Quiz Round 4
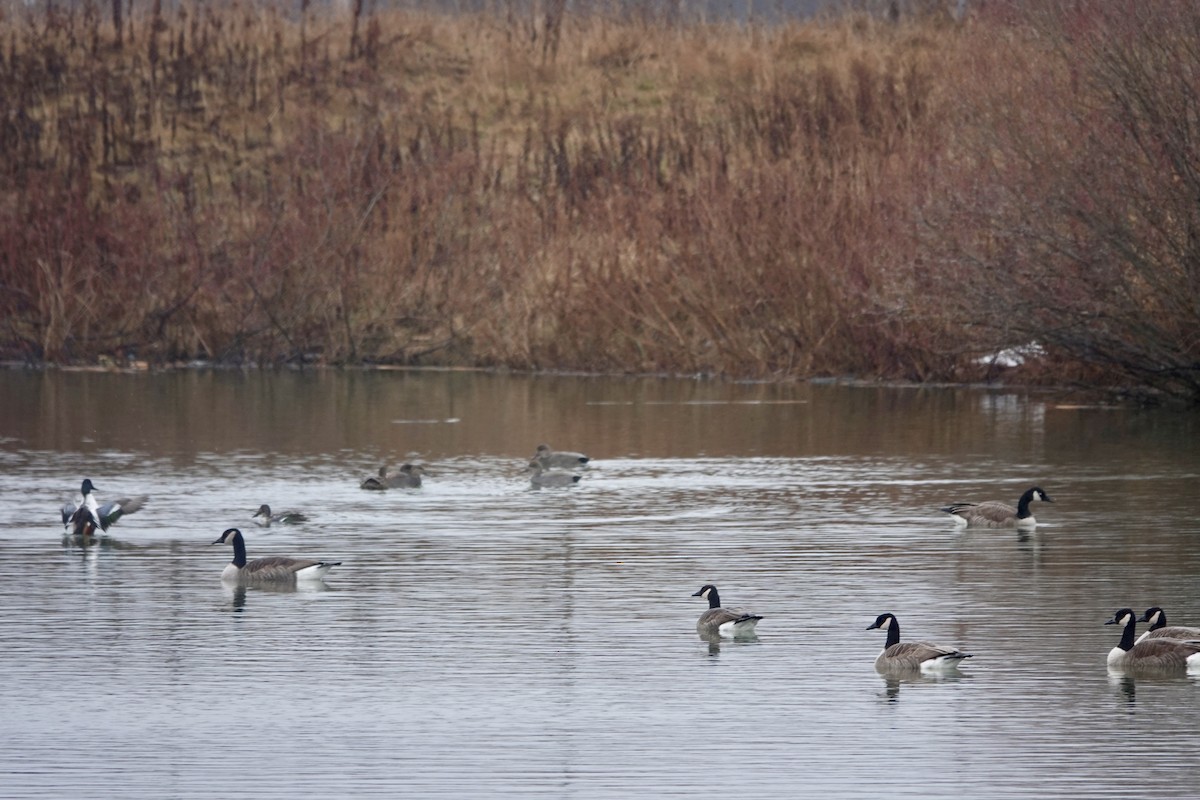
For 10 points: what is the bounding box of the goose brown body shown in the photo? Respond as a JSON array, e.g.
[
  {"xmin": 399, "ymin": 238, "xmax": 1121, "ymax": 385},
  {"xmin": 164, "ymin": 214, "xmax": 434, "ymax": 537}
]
[
  {"xmin": 1135, "ymin": 607, "xmax": 1200, "ymax": 644},
  {"xmin": 1107, "ymin": 608, "xmax": 1200, "ymax": 671},
  {"xmin": 212, "ymin": 528, "xmax": 340, "ymax": 584},
  {"xmin": 940, "ymin": 486, "xmax": 1053, "ymax": 529},
  {"xmin": 692, "ymin": 584, "xmax": 762, "ymax": 638},
  {"xmin": 867, "ymin": 613, "xmax": 972, "ymax": 671}
]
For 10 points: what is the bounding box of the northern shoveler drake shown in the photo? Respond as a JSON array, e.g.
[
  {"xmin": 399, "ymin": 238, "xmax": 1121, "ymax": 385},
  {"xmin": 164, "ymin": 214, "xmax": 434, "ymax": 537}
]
[{"xmin": 61, "ymin": 479, "xmax": 148, "ymax": 536}]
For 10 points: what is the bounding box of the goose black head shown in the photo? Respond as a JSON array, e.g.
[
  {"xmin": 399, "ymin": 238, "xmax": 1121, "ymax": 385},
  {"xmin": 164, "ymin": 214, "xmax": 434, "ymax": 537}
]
[
  {"xmin": 1138, "ymin": 607, "xmax": 1164, "ymax": 625},
  {"xmin": 1105, "ymin": 608, "xmax": 1135, "ymax": 626},
  {"xmin": 867, "ymin": 613, "xmax": 896, "ymax": 631},
  {"xmin": 212, "ymin": 527, "xmax": 242, "ymax": 546}
]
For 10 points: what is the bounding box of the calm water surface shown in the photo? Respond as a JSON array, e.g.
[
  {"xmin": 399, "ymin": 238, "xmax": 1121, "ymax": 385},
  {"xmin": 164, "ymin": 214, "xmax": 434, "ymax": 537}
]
[{"xmin": 1, "ymin": 370, "xmax": 1198, "ymax": 798}]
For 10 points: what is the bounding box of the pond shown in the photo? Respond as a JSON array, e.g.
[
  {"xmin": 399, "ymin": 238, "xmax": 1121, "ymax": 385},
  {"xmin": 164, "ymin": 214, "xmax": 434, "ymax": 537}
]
[{"xmin": 1, "ymin": 369, "xmax": 1198, "ymax": 798}]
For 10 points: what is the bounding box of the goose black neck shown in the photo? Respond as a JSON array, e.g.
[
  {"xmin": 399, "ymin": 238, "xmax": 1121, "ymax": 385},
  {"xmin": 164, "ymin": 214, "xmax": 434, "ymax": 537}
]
[
  {"xmin": 1117, "ymin": 615, "xmax": 1137, "ymax": 652},
  {"xmin": 707, "ymin": 588, "xmax": 721, "ymax": 609},
  {"xmin": 230, "ymin": 532, "xmax": 247, "ymax": 568},
  {"xmin": 1016, "ymin": 488, "xmax": 1035, "ymax": 519},
  {"xmin": 884, "ymin": 619, "xmax": 901, "ymax": 649}
]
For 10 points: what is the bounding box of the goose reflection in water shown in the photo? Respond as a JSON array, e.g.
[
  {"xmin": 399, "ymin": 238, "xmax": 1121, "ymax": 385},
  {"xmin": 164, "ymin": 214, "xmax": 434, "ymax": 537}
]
[
  {"xmin": 224, "ymin": 584, "xmax": 248, "ymax": 613},
  {"xmin": 878, "ymin": 670, "xmax": 972, "ymax": 703},
  {"xmin": 220, "ymin": 577, "xmax": 331, "ymax": 613},
  {"xmin": 698, "ymin": 630, "xmax": 760, "ymax": 658},
  {"xmin": 1107, "ymin": 668, "xmax": 1200, "ymax": 707}
]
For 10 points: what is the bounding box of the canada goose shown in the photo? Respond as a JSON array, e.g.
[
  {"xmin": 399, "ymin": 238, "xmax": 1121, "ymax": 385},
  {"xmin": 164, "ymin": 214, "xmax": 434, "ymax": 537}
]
[
  {"xmin": 940, "ymin": 486, "xmax": 1054, "ymax": 529},
  {"xmin": 1105, "ymin": 608, "xmax": 1200, "ymax": 671},
  {"xmin": 60, "ymin": 479, "xmax": 148, "ymax": 536},
  {"xmin": 691, "ymin": 584, "xmax": 762, "ymax": 638},
  {"xmin": 1135, "ymin": 607, "xmax": 1200, "ymax": 644},
  {"xmin": 527, "ymin": 461, "xmax": 581, "ymax": 489},
  {"xmin": 532, "ymin": 444, "xmax": 590, "ymax": 470},
  {"xmin": 360, "ymin": 463, "xmax": 426, "ymax": 490},
  {"xmin": 252, "ymin": 504, "xmax": 309, "ymax": 526},
  {"xmin": 211, "ymin": 527, "xmax": 340, "ymax": 584},
  {"xmin": 866, "ymin": 613, "xmax": 973, "ymax": 671}
]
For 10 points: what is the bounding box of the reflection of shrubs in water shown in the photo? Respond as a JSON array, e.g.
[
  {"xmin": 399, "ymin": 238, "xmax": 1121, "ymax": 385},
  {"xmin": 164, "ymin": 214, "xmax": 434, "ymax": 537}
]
[{"xmin": 2, "ymin": 4, "xmax": 1197, "ymax": 401}]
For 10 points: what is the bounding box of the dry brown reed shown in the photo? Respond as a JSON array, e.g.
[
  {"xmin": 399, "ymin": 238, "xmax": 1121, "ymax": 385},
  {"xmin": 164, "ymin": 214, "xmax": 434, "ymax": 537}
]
[{"xmin": 0, "ymin": 1, "xmax": 1197, "ymax": 402}]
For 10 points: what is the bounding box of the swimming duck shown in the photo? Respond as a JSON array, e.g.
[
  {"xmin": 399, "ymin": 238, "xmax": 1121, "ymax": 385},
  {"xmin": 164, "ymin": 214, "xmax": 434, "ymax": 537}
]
[
  {"xmin": 252, "ymin": 504, "xmax": 309, "ymax": 526},
  {"xmin": 1106, "ymin": 607, "xmax": 1200, "ymax": 672},
  {"xmin": 940, "ymin": 486, "xmax": 1053, "ymax": 529},
  {"xmin": 360, "ymin": 463, "xmax": 426, "ymax": 490},
  {"xmin": 527, "ymin": 461, "xmax": 581, "ymax": 488},
  {"xmin": 1135, "ymin": 606, "xmax": 1200, "ymax": 644},
  {"xmin": 691, "ymin": 584, "xmax": 762, "ymax": 638},
  {"xmin": 866, "ymin": 613, "xmax": 973, "ymax": 671},
  {"xmin": 360, "ymin": 466, "xmax": 390, "ymax": 490},
  {"xmin": 211, "ymin": 527, "xmax": 340, "ymax": 584},
  {"xmin": 532, "ymin": 444, "xmax": 590, "ymax": 470},
  {"xmin": 60, "ymin": 479, "xmax": 148, "ymax": 536}
]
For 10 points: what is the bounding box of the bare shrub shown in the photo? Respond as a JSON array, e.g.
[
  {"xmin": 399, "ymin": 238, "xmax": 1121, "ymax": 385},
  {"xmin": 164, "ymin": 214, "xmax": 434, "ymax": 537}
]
[
  {"xmin": 920, "ymin": 0, "xmax": 1200, "ymax": 401},
  {"xmin": 22, "ymin": 1, "xmax": 1182, "ymax": 399}
]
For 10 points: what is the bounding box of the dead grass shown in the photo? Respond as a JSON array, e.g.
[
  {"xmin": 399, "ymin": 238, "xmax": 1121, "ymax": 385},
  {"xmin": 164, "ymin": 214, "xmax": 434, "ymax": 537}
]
[{"xmin": 1, "ymin": 2, "xmax": 1197, "ymax": 402}]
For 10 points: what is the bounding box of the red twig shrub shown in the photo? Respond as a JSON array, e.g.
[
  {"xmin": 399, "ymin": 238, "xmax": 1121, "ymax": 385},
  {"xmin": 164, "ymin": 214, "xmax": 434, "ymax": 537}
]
[{"xmin": 0, "ymin": 2, "xmax": 1196, "ymax": 402}]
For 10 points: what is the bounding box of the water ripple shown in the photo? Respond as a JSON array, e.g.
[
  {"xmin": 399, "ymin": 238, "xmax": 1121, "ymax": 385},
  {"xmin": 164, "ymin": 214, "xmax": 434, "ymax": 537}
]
[{"xmin": 2, "ymin": 376, "xmax": 1200, "ymax": 798}]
